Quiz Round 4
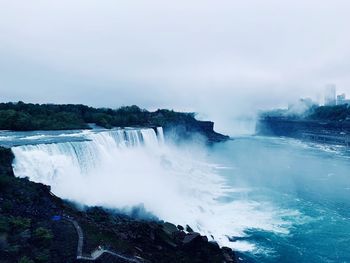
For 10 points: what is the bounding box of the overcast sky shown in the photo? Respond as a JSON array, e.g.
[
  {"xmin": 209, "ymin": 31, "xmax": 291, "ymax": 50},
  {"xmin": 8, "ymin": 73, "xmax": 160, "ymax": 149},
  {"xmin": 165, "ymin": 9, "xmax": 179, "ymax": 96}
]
[{"xmin": 1, "ymin": 0, "xmax": 350, "ymax": 131}]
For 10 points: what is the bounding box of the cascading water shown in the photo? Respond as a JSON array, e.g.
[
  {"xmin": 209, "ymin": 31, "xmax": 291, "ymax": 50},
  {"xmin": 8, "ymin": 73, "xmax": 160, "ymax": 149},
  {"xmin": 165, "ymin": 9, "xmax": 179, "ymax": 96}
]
[
  {"xmin": 12, "ymin": 128, "xmax": 161, "ymax": 184},
  {"xmin": 156, "ymin": 127, "xmax": 165, "ymax": 145},
  {"xmin": 10, "ymin": 127, "xmax": 295, "ymax": 254}
]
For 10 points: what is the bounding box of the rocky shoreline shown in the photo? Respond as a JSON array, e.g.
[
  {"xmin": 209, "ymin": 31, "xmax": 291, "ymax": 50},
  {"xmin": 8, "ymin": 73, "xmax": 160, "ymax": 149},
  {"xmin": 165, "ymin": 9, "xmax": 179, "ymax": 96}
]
[
  {"xmin": 256, "ymin": 117, "xmax": 350, "ymax": 147},
  {"xmin": 257, "ymin": 104, "xmax": 350, "ymax": 147},
  {"xmin": 0, "ymin": 147, "xmax": 236, "ymax": 263}
]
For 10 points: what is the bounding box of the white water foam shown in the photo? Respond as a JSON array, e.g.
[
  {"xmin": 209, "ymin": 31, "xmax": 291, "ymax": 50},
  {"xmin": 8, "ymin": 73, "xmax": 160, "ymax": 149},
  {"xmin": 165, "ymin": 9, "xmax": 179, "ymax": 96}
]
[{"xmin": 11, "ymin": 127, "xmax": 296, "ymax": 253}]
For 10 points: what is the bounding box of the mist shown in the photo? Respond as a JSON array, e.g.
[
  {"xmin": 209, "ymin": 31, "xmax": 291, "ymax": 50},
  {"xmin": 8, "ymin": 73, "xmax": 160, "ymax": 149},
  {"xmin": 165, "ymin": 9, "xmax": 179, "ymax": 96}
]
[{"xmin": 1, "ymin": 0, "xmax": 350, "ymax": 134}]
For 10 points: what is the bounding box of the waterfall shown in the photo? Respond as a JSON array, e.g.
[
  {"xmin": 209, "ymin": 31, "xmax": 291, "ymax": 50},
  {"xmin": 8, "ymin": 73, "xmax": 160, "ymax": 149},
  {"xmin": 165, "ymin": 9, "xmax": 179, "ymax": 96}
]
[
  {"xmin": 12, "ymin": 128, "xmax": 164, "ymax": 184},
  {"xmin": 11, "ymin": 126, "xmax": 233, "ymax": 245},
  {"xmin": 10, "ymin": 126, "xmax": 291, "ymax": 253},
  {"xmin": 156, "ymin": 127, "xmax": 165, "ymax": 145}
]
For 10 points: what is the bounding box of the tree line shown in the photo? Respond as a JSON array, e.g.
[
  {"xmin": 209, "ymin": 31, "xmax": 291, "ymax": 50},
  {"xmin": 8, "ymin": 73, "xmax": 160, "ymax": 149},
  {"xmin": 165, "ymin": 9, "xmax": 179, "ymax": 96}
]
[{"xmin": 0, "ymin": 101, "xmax": 197, "ymax": 131}]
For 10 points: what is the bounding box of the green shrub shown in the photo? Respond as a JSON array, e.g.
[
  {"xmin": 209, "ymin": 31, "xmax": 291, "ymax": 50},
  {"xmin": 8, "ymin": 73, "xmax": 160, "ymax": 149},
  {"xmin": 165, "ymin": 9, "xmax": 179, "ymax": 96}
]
[
  {"xmin": 0, "ymin": 175, "xmax": 12, "ymax": 190},
  {"xmin": 0, "ymin": 216, "xmax": 10, "ymax": 233},
  {"xmin": 18, "ymin": 256, "xmax": 35, "ymax": 263},
  {"xmin": 33, "ymin": 227, "xmax": 53, "ymax": 242},
  {"xmin": 11, "ymin": 217, "xmax": 31, "ymax": 231},
  {"xmin": 34, "ymin": 249, "xmax": 50, "ymax": 262},
  {"xmin": 0, "ymin": 102, "xmax": 198, "ymax": 131},
  {"xmin": 1, "ymin": 200, "xmax": 13, "ymax": 212}
]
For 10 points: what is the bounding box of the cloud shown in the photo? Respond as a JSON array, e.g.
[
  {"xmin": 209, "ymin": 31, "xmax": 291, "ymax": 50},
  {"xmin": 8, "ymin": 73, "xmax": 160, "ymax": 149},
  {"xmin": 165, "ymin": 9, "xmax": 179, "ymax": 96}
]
[{"xmin": 1, "ymin": 0, "xmax": 350, "ymax": 133}]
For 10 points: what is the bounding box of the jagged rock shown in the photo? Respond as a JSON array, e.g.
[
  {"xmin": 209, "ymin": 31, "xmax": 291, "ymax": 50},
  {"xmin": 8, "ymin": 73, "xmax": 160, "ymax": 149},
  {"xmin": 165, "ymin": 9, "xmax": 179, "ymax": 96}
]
[
  {"xmin": 201, "ymin": 235, "xmax": 208, "ymax": 242},
  {"xmin": 162, "ymin": 222, "xmax": 178, "ymax": 236},
  {"xmin": 177, "ymin": 225, "xmax": 184, "ymax": 231},
  {"xmin": 158, "ymin": 225, "xmax": 178, "ymax": 248},
  {"xmin": 173, "ymin": 230, "xmax": 186, "ymax": 241},
  {"xmin": 185, "ymin": 224, "xmax": 193, "ymax": 232},
  {"xmin": 182, "ymin": 232, "xmax": 201, "ymax": 244},
  {"xmin": 209, "ymin": 241, "xmax": 220, "ymax": 248},
  {"xmin": 222, "ymin": 247, "xmax": 235, "ymax": 262}
]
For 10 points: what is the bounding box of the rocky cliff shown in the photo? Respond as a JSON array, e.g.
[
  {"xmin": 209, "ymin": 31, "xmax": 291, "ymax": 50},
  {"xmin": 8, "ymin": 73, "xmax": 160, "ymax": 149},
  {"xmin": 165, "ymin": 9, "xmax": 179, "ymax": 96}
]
[
  {"xmin": 163, "ymin": 120, "xmax": 229, "ymax": 143},
  {"xmin": 256, "ymin": 117, "xmax": 350, "ymax": 146}
]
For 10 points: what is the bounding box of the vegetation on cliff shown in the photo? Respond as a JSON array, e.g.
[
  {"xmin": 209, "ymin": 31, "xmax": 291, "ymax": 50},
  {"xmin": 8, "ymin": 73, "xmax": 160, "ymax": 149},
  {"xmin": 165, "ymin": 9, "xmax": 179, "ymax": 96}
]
[
  {"xmin": 0, "ymin": 102, "xmax": 197, "ymax": 130},
  {"xmin": 0, "ymin": 102, "xmax": 228, "ymax": 142},
  {"xmin": 308, "ymin": 104, "xmax": 350, "ymax": 121},
  {"xmin": 259, "ymin": 104, "xmax": 350, "ymax": 122}
]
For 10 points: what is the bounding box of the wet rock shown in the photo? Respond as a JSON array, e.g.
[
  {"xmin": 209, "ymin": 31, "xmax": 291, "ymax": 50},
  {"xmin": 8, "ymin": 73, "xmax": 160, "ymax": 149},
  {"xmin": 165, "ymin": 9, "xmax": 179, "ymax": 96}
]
[
  {"xmin": 158, "ymin": 226, "xmax": 178, "ymax": 248},
  {"xmin": 222, "ymin": 247, "xmax": 235, "ymax": 262},
  {"xmin": 173, "ymin": 230, "xmax": 186, "ymax": 241},
  {"xmin": 209, "ymin": 241, "xmax": 220, "ymax": 249},
  {"xmin": 177, "ymin": 225, "xmax": 184, "ymax": 231},
  {"xmin": 162, "ymin": 222, "xmax": 178, "ymax": 236},
  {"xmin": 201, "ymin": 235, "xmax": 208, "ymax": 242},
  {"xmin": 185, "ymin": 224, "xmax": 194, "ymax": 232},
  {"xmin": 182, "ymin": 232, "xmax": 201, "ymax": 245}
]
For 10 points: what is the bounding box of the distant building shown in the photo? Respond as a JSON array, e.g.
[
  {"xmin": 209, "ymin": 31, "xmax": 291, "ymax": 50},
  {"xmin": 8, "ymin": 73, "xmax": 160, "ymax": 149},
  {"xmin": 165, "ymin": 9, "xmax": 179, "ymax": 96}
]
[
  {"xmin": 337, "ymin": 93, "xmax": 346, "ymax": 104},
  {"xmin": 337, "ymin": 93, "xmax": 350, "ymax": 105},
  {"xmin": 324, "ymin": 84, "xmax": 336, "ymax": 106}
]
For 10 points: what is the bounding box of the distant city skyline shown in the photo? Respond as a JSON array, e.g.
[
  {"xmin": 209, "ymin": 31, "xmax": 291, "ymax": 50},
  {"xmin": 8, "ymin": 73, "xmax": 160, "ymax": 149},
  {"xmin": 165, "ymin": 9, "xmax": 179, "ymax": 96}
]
[
  {"xmin": 325, "ymin": 84, "xmax": 337, "ymax": 106},
  {"xmin": 324, "ymin": 84, "xmax": 350, "ymax": 106}
]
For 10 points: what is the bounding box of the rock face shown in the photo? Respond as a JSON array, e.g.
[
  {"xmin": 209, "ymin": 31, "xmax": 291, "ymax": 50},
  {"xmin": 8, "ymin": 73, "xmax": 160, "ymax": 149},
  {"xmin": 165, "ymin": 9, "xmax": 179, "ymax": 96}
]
[
  {"xmin": 164, "ymin": 121, "xmax": 229, "ymax": 143},
  {"xmin": 196, "ymin": 121, "xmax": 230, "ymax": 143},
  {"xmin": 256, "ymin": 117, "xmax": 350, "ymax": 146},
  {"xmin": 0, "ymin": 147, "xmax": 236, "ymax": 263},
  {"xmin": 182, "ymin": 232, "xmax": 201, "ymax": 244},
  {"xmin": 257, "ymin": 117, "xmax": 350, "ymax": 136},
  {"xmin": 257, "ymin": 104, "xmax": 350, "ymax": 146}
]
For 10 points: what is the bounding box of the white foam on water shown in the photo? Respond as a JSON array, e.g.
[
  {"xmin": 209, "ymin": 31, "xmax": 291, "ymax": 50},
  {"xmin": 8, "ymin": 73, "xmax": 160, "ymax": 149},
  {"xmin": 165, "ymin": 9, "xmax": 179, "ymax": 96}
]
[
  {"xmin": 19, "ymin": 134, "xmax": 47, "ymax": 140},
  {"xmin": 0, "ymin": 136, "xmax": 12, "ymax": 141}
]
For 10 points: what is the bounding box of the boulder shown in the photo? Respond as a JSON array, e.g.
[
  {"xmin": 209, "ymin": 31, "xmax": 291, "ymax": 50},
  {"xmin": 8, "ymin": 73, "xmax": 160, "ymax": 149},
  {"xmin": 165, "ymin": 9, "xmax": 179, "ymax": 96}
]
[
  {"xmin": 222, "ymin": 247, "xmax": 235, "ymax": 262},
  {"xmin": 185, "ymin": 224, "xmax": 194, "ymax": 233},
  {"xmin": 182, "ymin": 232, "xmax": 201, "ymax": 245},
  {"xmin": 177, "ymin": 225, "xmax": 184, "ymax": 231},
  {"xmin": 162, "ymin": 222, "xmax": 178, "ymax": 236}
]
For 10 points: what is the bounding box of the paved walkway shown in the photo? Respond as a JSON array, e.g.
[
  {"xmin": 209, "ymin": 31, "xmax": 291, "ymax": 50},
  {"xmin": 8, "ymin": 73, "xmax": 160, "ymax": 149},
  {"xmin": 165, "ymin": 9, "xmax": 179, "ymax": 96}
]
[{"xmin": 62, "ymin": 216, "xmax": 141, "ymax": 262}]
